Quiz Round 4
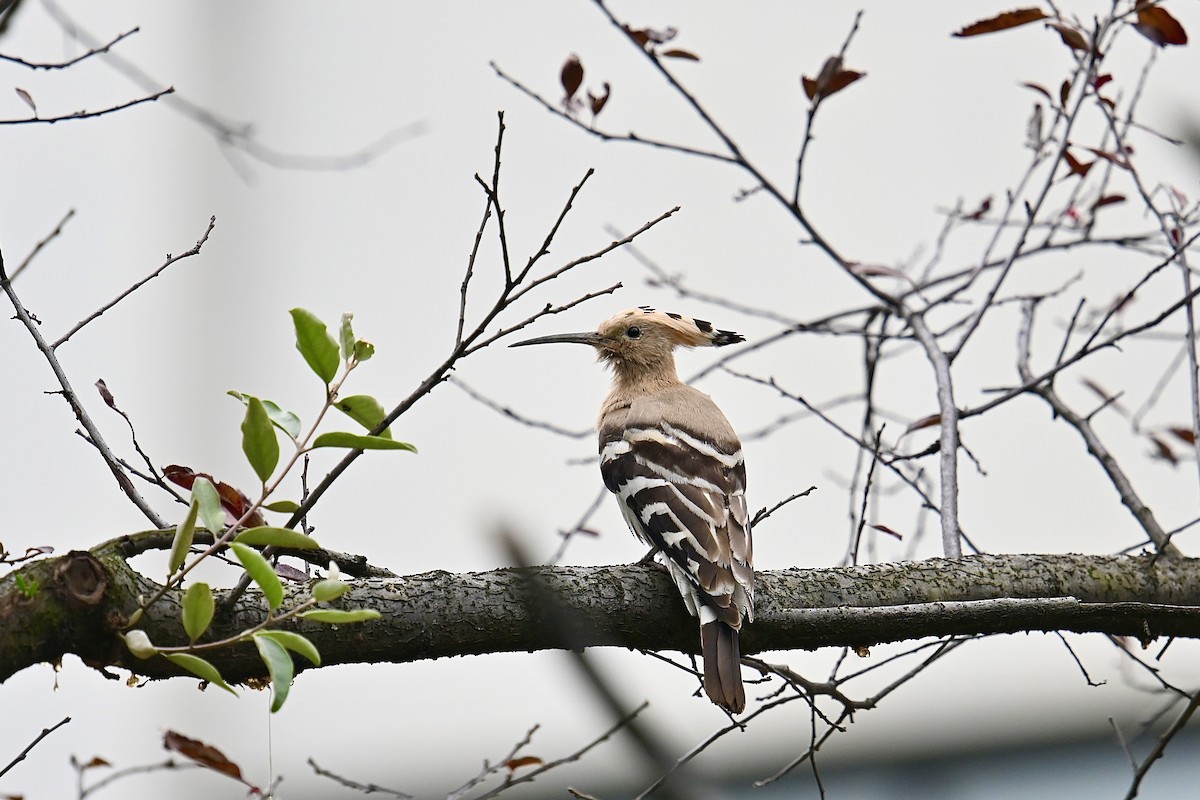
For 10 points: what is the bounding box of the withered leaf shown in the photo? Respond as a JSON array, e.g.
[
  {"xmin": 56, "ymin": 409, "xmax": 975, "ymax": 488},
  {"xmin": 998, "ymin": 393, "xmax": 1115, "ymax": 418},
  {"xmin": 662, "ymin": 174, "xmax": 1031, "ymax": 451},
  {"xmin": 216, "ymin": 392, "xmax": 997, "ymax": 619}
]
[
  {"xmin": 163, "ymin": 466, "xmax": 265, "ymax": 528},
  {"xmin": 1063, "ymin": 150, "xmax": 1093, "ymax": 178},
  {"xmin": 953, "ymin": 8, "xmax": 1049, "ymax": 37},
  {"xmin": 622, "ymin": 24, "xmax": 677, "ymax": 48},
  {"xmin": 1059, "ymin": 79, "xmax": 1071, "ymax": 107},
  {"xmin": 661, "ymin": 48, "xmax": 700, "ymax": 61},
  {"xmin": 95, "ymin": 379, "xmax": 117, "ymax": 409},
  {"xmin": 1046, "ymin": 21, "xmax": 1090, "ymax": 52},
  {"xmin": 1090, "ymin": 194, "xmax": 1126, "ymax": 211},
  {"xmin": 1148, "ymin": 435, "xmax": 1177, "ymax": 465},
  {"xmin": 14, "ymin": 87, "xmax": 36, "ymax": 114},
  {"xmin": 906, "ymin": 414, "xmax": 941, "ymax": 433},
  {"xmin": 1084, "ymin": 146, "xmax": 1131, "ymax": 169},
  {"xmin": 1169, "ymin": 426, "xmax": 1197, "ymax": 445},
  {"xmin": 1092, "ymin": 73, "xmax": 1113, "ymax": 90},
  {"xmin": 870, "ymin": 524, "xmax": 904, "ymax": 541},
  {"xmin": 1134, "ymin": 5, "xmax": 1188, "ymax": 47},
  {"xmin": 560, "ymin": 55, "xmax": 584, "ymax": 103},
  {"xmin": 848, "ymin": 262, "xmax": 911, "ymax": 282},
  {"xmin": 163, "ymin": 731, "xmax": 247, "ymax": 784},
  {"xmin": 588, "ymin": 82, "xmax": 611, "ymax": 116},
  {"xmin": 803, "ymin": 57, "xmax": 865, "ymax": 103},
  {"xmin": 275, "ymin": 562, "xmax": 309, "ymax": 582},
  {"xmin": 966, "ymin": 196, "xmax": 993, "ymax": 220},
  {"xmin": 1019, "ymin": 81, "xmax": 1053, "ymax": 103},
  {"xmin": 505, "ymin": 756, "xmax": 544, "ymax": 771}
]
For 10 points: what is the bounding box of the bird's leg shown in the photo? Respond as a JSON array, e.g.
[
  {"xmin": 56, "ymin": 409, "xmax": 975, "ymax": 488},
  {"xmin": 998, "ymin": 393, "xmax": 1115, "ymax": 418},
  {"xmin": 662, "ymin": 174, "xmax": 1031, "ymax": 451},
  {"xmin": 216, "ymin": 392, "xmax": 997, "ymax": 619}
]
[{"xmin": 637, "ymin": 546, "xmax": 663, "ymax": 567}]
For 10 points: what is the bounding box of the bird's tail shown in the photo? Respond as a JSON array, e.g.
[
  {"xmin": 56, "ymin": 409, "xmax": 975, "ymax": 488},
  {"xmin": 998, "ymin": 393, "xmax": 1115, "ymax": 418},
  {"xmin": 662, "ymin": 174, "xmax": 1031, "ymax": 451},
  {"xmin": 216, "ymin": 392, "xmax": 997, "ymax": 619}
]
[{"xmin": 700, "ymin": 620, "xmax": 745, "ymax": 713}]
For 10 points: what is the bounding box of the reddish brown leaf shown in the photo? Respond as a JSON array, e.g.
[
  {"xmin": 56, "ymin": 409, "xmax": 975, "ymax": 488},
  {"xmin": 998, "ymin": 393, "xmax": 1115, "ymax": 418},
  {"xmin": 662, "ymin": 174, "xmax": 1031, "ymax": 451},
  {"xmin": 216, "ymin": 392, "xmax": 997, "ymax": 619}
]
[
  {"xmin": 1059, "ymin": 79, "xmax": 1071, "ymax": 107},
  {"xmin": 275, "ymin": 563, "xmax": 309, "ymax": 582},
  {"xmin": 163, "ymin": 731, "xmax": 248, "ymax": 785},
  {"xmin": 588, "ymin": 82, "xmax": 611, "ymax": 116},
  {"xmin": 870, "ymin": 524, "xmax": 904, "ymax": 541},
  {"xmin": 1135, "ymin": 5, "xmax": 1188, "ymax": 47},
  {"xmin": 1081, "ymin": 378, "xmax": 1115, "ymax": 403},
  {"xmin": 163, "ymin": 466, "xmax": 265, "ymax": 527},
  {"xmin": 622, "ymin": 24, "xmax": 677, "ymax": 48},
  {"xmin": 966, "ymin": 196, "xmax": 993, "ymax": 220},
  {"xmin": 14, "ymin": 87, "xmax": 36, "ymax": 114},
  {"xmin": 953, "ymin": 8, "xmax": 1049, "ymax": 37},
  {"xmin": 1046, "ymin": 21, "xmax": 1090, "ymax": 52},
  {"xmin": 1019, "ymin": 81, "xmax": 1053, "ymax": 103},
  {"xmin": 560, "ymin": 55, "xmax": 584, "ymax": 103},
  {"xmin": 1148, "ymin": 435, "xmax": 1177, "ymax": 465},
  {"xmin": 1063, "ymin": 150, "xmax": 1093, "ymax": 178},
  {"xmin": 95, "ymin": 379, "xmax": 116, "ymax": 409},
  {"xmin": 1092, "ymin": 73, "xmax": 1113, "ymax": 90},
  {"xmin": 1090, "ymin": 194, "xmax": 1126, "ymax": 211},
  {"xmin": 906, "ymin": 414, "xmax": 941, "ymax": 433},
  {"xmin": 164, "ymin": 464, "xmax": 199, "ymax": 490},
  {"xmin": 661, "ymin": 48, "xmax": 700, "ymax": 61},
  {"xmin": 1169, "ymin": 426, "xmax": 1197, "ymax": 445},
  {"xmin": 505, "ymin": 756, "xmax": 544, "ymax": 772},
  {"xmin": 81, "ymin": 757, "xmax": 111, "ymax": 768},
  {"xmin": 803, "ymin": 57, "xmax": 865, "ymax": 103},
  {"xmin": 1084, "ymin": 146, "xmax": 1131, "ymax": 169}
]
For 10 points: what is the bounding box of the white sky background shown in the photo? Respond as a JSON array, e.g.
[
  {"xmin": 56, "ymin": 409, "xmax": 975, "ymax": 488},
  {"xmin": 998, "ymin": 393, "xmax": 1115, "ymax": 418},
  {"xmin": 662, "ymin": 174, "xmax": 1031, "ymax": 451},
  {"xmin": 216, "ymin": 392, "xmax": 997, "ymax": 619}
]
[{"xmin": 2, "ymin": 1, "xmax": 1200, "ymax": 797}]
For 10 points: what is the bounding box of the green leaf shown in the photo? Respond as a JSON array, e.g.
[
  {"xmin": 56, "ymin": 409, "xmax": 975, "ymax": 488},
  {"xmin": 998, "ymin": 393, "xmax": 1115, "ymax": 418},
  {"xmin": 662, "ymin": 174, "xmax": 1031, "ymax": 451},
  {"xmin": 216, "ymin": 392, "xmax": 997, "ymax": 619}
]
[
  {"xmin": 230, "ymin": 542, "xmax": 283, "ymax": 610},
  {"xmin": 263, "ymin": 500, "xmax": 301, "ymax": 514},
  {"xmin": 252, "ymin": 633, "xmax": 294, "ymax": 712},
  {"xmin": 353, "ymin": 340, "xmax": 375, "ymax": 363},
  {"xmin": 169, "ymin": 499, "xmax": 200, "ymax": 575},
  {"xmin": 339, "ymin": 312, "xmax": 355, "ymax": 361},
  {"xmin": 299, "ymin": 608, "xmax": 380, "ymax": 624},
  {"xmin": 182, "ymin": 582, "xmax": 214, "ymax": 642},
  {"xmin": 311, "ymin": 578, "xmax": 350, "ymax": 603},
  {"xmin": 334, "ymin": 395, "xmax": 391, "ymax": 438},
  {"xmin": 164, "ymin": 653, "xmax": 237, "ymax": 696},
  {"xmin": 234, "ymin": 526, "xmax": 319, "ymax": 550},
  {"xmin": 311, "ymin": 432, "xmax": 416, "ymax": 452},
  {"xmin": 227, "ymin": 392, "xmax": 302, "ymax": 440},
  {"xmin": 191, "ymin": 477, "xmax": 225, "ymax": 535},
  {"xmin": 241, "ymin": 396, "xmax": 280, "ymax": 484},
  {"xmin": 256, "ymin": 630, "xmax": 321, "ymax": 666},
  {"xmin": 289, "ymin": 308, "xmax": 339, "ymax": 385}
]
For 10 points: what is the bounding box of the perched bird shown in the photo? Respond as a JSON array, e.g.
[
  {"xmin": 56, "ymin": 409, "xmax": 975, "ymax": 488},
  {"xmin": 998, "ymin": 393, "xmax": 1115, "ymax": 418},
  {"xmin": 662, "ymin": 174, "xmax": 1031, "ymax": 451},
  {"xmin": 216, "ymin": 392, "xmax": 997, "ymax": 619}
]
[{"xmin": 512, "ymin": 307, "xmax": 754, "ymax": 712}]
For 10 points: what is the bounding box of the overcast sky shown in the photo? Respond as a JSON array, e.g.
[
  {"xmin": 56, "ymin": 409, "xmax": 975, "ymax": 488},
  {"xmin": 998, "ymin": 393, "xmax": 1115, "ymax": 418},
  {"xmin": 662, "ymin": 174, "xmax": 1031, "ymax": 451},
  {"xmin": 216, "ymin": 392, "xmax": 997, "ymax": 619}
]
[{"xmin": 3, "ymin": 2, "xmax": 1200, "ymax": 798}]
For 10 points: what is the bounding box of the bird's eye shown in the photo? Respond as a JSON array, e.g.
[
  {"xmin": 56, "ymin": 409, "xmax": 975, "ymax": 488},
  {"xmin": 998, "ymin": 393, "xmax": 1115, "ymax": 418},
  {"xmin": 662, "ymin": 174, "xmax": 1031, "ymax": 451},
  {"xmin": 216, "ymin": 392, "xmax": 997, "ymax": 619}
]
[{"xmin": 626, "ymin": 326, "xmax": 642, "ymax": 339}]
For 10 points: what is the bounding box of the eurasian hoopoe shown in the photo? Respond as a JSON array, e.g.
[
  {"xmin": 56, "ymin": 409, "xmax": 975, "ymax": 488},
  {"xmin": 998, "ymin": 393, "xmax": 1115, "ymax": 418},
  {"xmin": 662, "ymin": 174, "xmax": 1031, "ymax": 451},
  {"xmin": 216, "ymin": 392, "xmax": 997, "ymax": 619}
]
[{"xmin": 512, "ymin": 307, "xmax": 755, "ymax": 713}]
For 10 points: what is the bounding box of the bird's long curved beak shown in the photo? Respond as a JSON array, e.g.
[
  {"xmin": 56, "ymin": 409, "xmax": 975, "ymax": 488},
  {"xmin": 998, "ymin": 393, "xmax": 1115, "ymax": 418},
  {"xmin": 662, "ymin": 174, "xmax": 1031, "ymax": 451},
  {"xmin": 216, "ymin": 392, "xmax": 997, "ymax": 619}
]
[{"xmin": 509, "ymin": 331, "xmax": 605, "ymax": 348}]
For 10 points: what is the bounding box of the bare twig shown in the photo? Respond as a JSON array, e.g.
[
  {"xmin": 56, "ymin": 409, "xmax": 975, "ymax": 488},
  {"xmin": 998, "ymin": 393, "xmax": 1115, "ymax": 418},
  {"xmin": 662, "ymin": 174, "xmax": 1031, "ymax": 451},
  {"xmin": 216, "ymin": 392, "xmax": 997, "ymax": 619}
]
[
  {"xmin": 0, "ymin": 717, "xmax": 70, "ymax": 779},
  {"xmin": 1123, "ymin": 691, "xmax": 1200, "ymax": 800},
  {"xmin": 53, "ymin": 216, "xmax": 216, "ymax": 349},
  {"xmin": 8, "ymin": 208, "xmax": 75, "ymax": 282},
  {"xmin": 0, "ymin": 86, "xmax": 173, "ymax": 126},
  {"xmin": 0, "ymin": 25, "xmax": 137, "ymax": 69}
]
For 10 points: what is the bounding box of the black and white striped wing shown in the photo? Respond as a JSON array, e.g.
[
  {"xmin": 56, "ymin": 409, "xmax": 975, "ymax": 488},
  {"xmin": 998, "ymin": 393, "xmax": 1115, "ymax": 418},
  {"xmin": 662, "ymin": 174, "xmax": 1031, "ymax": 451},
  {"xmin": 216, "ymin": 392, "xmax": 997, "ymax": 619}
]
[{"xmin": 600, "ymin": 420, "xmax": 753, "ymax": 629}]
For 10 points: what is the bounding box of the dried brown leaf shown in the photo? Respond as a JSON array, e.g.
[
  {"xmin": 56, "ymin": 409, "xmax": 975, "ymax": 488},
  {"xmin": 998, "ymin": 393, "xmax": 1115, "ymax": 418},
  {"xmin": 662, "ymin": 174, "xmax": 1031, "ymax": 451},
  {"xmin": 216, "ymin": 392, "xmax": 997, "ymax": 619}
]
[
  {"xmin": 1019, "ymin": 81, "xmax": 1053, "ymax": 103},
  {"xmin": 1063, "ymin": 150, "xmax": 1093, "ymax": 178},
  {"xmin": 14, "ymin": 87, "xmax": 36, "ymax": 114},
  {"xmin": 953, "ymin": 8, "xmax": 1049, "ymax": 37},
  {"xmin": 163, "ymin": 731, "xmax": 246, "ymax": 784},
  {"xmin": 1148, "ymin": 434, "xmax": 1177, "ymax": 465},
  {"xmin": 506, "ymin": 756, "xmax": 544, "ymax": 771},
  {"xmin": 560, "ymin": 55, "xmax": 584, "ymax": 103},
  {"xmin": 1135, "ymin": 5, "xmax": 1188, "ymax": 47},
  {"xmin": 1090, "ymin": 194, "xmax": 1126, "ymax": 211},
  {"xmin": 95, "ymin": 379, "xmax": 117, "ymax": 409},
  {"xmin": 1169, "ymin": 426, "xmax": 1197, "ymax": 445},
  {"xmin": 588, "ymin": 82, "xmax": 611, "ymax": 117},
  {"xmin": 906, "ymin": 414, "xmax": 941, "ymax": 433},
  {"xmin": 1046, "ymin": 21, "xmax": 1090, "ymax": 52},
  {"xmin": 1092, "ymin": 73, "xmax": 1113, "ymax": 90},
  {"xmin": 870, "ymin": 524, "xmax": 904, "ymax": 541},
  {"xmin": 1059, "ymin": 79, "xmax": 1071, "ymax": 107},
  {"xmin": 661, "ymin": 48, "xmax": 700, "ymax": 61},
  {"xmin": 966, "ymin": 196, "xmax": 993, "ymax": 220},
  {"xmin": 1084, "ymin": 146, "xmax": 1131, "ymax": 169}
]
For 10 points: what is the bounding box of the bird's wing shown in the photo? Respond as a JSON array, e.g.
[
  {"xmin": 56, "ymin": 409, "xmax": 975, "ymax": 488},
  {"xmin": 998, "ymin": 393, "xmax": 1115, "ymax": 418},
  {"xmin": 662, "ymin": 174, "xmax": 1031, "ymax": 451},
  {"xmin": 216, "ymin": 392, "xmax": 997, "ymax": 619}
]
[{"xmin": 600, "ymin": 418, "xmax": 753, "ymax": 628}]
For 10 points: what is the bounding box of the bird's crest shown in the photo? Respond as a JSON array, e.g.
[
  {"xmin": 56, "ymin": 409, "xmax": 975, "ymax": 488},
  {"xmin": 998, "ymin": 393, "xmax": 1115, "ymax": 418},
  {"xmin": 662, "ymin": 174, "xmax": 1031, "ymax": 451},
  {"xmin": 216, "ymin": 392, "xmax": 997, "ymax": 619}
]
[{"xmin": 599, "ymin": 307, "xmax": 744, "ymax": 348}]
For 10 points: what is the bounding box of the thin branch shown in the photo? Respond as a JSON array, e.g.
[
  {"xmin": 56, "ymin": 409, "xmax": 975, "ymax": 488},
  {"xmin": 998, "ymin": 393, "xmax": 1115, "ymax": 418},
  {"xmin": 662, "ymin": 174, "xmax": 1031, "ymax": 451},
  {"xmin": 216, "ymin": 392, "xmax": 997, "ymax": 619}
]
[
  {"xmin": 0, "ymin": 717, "xmax": 70, "ymax": 779},
  {"xmin": 8, "ymin": 208, "xmax": 75, "ymax": 282},
  {"xmin": 0, "ymin": 248, "xmax": 165, "ymax": 527},
  {"xmin": 1123, "ymin": 691, "xmax": 1200, "ymax": 800},
  {"xmin": 449, "ymin": 376, "xmax": 591, "ymax": 439},
  {"xmin": 0, "ymin": 26, "xmax": 137, "ymax": 69},
  {"xmin": 53, "ymin": 216, "xmax": 215, "ymax": 349},
  {"xmin": 0, "ymin": 86, "xmax": 173, "ymax": 126}
]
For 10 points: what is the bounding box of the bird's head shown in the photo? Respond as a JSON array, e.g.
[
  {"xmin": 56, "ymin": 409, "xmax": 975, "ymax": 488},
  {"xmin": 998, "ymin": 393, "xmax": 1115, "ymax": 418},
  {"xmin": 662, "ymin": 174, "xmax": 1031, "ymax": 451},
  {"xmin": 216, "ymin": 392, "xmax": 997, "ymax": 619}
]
[{"xmin": 510, "ymin": 307, "xmax": 743, "ymax": 372}]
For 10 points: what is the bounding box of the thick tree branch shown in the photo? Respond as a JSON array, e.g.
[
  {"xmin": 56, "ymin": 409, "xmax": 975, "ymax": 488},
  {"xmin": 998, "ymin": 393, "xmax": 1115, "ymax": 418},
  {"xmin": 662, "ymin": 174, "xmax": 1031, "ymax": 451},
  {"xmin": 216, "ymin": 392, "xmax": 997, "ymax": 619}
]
[{"xmin": 3, "ymin": 540, "xmax": 1200, "ymax": 685}]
